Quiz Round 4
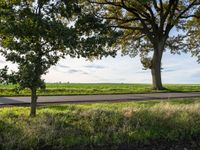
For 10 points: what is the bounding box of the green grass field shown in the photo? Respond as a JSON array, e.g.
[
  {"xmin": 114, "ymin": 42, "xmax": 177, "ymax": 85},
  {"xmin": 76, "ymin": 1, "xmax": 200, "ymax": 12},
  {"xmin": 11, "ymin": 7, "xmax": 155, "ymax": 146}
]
[
  {"xmin": 1, "ymin": 83, "xmax": 200, "ymax": 96},
  {"xmin": 1, "ymin": 98, "xmax": 200, "ymax": 149}
]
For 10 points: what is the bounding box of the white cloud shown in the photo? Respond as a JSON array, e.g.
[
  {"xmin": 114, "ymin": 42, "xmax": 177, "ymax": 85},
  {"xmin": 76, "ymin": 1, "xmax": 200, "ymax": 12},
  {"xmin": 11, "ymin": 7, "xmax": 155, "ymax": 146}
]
[{"xmin": 1, "ymin": 53, "xmax": 200, "ymax": 84}]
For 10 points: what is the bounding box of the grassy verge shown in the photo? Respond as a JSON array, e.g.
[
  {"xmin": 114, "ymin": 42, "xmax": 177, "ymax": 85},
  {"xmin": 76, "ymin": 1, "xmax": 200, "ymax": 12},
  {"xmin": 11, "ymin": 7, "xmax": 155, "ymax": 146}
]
[
  {"xmin": 1, "ymin": 83, "xmax": 200, "ymax": 96},
  {"xmin": 1, "ymin": 98, "xmax": 200, "ymax": 149}
]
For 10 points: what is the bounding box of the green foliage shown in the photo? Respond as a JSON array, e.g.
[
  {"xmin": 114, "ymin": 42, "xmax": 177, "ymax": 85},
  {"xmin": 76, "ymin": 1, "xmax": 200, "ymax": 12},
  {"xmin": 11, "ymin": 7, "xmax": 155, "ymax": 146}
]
[
  {"xmin": 0, "ymin": 0, "xmax": 121, "ymax": 115},
  {"xmin": 0, "ymin": 0, "xmax": 86, "ymax": 116},
  {"xmin": 87, "ymin": 0, "xmax": 200, "ymax": 59},
  {"xmin": 75, "ymin": 13, "xmax": 122, "ymax": 60},
  {"xmin": 1, "ymin": 99, "xmax": 200, "ymax": 149},
  {"xmin": 0, "ymin": 0, "xmax": 120, "ymax": 89},
  {"xmin": 0, "ymin": 0, "xmax": 79, "ymax": 90},
  {"xmin": 0, "ymin": 66, "xmax": 9, "ymax": 84},
  {"xmin": 186, "ymin": 8, "xmax": 200, "ymax": 63}
]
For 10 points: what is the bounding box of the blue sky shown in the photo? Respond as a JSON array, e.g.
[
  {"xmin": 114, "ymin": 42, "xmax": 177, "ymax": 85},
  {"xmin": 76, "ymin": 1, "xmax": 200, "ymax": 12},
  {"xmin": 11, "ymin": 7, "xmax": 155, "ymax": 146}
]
[{"xmin": 1, "ymin": 52, "xmax": 200, "ymax": 84}]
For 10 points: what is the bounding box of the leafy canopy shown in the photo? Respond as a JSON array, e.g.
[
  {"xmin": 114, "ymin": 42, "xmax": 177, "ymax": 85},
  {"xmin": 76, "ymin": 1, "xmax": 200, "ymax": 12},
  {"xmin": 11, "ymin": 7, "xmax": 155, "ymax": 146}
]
[
  {"xmin": 186, "ymin": 8, "xmax": 200, "ymax": 62},
  {"xmin": 87, "ymin": 0, "xmax": 200, "ymax": 68},
  {"xmin": 0, "ymin": 0, "xmax": 119, "ymax": 90}
]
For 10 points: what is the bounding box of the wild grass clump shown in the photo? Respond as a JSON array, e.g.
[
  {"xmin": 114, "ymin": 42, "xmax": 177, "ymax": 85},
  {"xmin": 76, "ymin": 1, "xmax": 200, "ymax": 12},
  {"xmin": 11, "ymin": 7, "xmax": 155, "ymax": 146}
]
[{"xmin": 1, "ymin": 99, "xmax": 200, "ymax": 149}]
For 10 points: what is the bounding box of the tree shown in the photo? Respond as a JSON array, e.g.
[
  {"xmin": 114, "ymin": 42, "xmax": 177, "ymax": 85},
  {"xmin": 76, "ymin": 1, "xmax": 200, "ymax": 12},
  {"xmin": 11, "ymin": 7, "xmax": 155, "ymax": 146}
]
[
  {"xmin": 0, "ymin": 0, "xmax": 80, "ymax": 116},
  {"xmin": 87, "ymin": 0, "xmax": 200, "ymax": 90},
  {"xmin": 0, "ymin": 0, "xmax": 118, "ymax": 116}
]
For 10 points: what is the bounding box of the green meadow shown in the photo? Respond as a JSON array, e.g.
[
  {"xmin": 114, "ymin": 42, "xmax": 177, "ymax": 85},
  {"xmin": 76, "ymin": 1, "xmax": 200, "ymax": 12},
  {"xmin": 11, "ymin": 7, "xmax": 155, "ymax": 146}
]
[
  {"xmin": 1, "ymin": 98, "xmax": 200, "ymax": 149},
  {"xmin": 1, "ymin": 83, "xmax": 200, "ymax": 149},
  {"xmin": 1, "ymin": 83, "xmax": 200, "ymax": 96}
]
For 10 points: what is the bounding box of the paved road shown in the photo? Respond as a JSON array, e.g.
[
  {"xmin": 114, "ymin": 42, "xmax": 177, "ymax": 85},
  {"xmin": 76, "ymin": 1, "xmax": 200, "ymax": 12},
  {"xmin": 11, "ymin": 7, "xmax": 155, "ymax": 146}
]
[{"xmin": 1, "ymin": 92, "xmax": 200, "ymax": 106}]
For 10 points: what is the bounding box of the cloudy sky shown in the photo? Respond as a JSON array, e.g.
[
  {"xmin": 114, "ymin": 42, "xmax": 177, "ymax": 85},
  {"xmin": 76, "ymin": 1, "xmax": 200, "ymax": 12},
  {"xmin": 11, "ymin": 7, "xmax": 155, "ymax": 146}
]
[{"xmin": 0, "ymin": 51, "xmax": 200, "ymax": 84}]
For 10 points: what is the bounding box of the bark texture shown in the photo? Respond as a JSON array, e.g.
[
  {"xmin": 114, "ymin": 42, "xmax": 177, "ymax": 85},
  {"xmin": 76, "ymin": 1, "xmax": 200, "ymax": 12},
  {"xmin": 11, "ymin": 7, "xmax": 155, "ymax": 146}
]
[
  {"xmin": 151, "ymin": 40, "xmax": 165, "ymax": 90},
  {"xmin": 30, "ymin": 88, "xmax": 37, "ymax": 117}
]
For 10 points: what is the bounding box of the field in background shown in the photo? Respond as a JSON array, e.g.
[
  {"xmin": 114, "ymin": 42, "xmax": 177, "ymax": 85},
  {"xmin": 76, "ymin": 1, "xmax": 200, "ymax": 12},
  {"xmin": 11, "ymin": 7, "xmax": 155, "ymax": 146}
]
[
  {"xmin": 1, "ymin": 98, "xmax": 200, "ymax": 149},
  {"xmin": 1, "ymin": 83, "xmax": 200, "ymax": 96}
]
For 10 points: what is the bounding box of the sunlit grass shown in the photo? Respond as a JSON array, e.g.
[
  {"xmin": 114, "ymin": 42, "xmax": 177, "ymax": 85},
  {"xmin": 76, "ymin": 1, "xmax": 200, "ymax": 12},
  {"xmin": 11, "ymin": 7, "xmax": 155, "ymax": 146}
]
[
  {"xmin": 1, "ymin": 83, "xmax": 200, "ymax": 96},
  {"xmin": 1, "ymin": 98, "xmax": 200, "ymax": 149}
]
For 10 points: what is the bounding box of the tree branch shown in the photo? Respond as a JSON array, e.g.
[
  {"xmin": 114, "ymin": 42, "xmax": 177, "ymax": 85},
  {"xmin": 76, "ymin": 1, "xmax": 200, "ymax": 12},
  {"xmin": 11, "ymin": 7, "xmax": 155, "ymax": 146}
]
[
  {"xmin": 109, "ymin": 25, "xmax": 143, "ymax": 31},
  {"xmin": 176, "ymin": 0, "xmax": 200, "ymax": 20},
  {"xmin": 180, "ymin": 15, "xmax": 200, "ymax": 19}
]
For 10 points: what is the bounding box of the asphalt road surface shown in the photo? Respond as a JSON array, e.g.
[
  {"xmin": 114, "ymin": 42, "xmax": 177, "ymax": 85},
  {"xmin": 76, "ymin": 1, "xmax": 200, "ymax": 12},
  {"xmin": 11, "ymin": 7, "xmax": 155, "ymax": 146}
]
[{"xmin": 1, "ymin": 92, "xmax": 200, "ymax": 106}]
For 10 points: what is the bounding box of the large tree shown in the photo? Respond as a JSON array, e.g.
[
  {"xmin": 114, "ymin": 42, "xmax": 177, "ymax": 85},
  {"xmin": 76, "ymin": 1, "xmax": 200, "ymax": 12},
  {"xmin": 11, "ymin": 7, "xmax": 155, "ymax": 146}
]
[
  {"xmin": 0, "ymin": 0, "xmax": 118, "ymax": 116},
  {"xmin": 87, "ymin": 0, "xmax": 200, "ymax": 90}
]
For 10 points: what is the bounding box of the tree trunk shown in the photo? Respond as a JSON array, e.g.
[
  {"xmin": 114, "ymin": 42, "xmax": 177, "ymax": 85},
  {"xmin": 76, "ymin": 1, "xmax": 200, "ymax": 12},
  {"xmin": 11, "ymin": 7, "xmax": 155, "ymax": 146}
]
[
  {"xmin": 151, "ymin": 56, "xmax": 163, "ymax": 90},
  {"xmin": 151, "ymin": 42, "xmax": 165, "ymax": 90},
  {"xmin": 30, "ymin": 88, "xmax": 37, "ymax": 117}
]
